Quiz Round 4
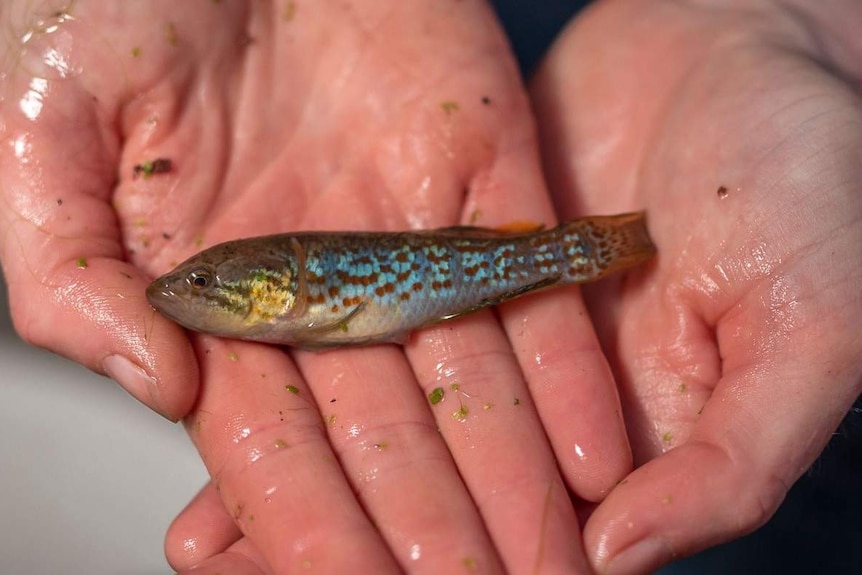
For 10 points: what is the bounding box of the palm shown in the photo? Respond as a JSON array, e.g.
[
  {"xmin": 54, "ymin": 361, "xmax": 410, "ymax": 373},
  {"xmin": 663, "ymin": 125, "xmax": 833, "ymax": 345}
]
[
  {"xmin": 121, "ymin": 8, "xmax": 519, "ymax": 273},
  {"xmin": 533, "ymin": 1, "xmax": 862, "ymax": 571}
]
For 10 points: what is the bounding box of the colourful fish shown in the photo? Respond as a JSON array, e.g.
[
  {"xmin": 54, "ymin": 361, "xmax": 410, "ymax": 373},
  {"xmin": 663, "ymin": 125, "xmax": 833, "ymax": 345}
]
[{"xmin": 146, "ymin": 212, "xmax": 655, "ymax": 347}]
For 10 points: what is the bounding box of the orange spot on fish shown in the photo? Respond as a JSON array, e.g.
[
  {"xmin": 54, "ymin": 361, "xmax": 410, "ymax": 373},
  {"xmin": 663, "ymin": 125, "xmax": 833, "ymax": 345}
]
[
  {"xmin": 494, "ymin": 221, "xmax": 544, "ymax": 234},
  {"xmin": 307, "ymin": 293, "xmax": 326, "ymax": 305}
]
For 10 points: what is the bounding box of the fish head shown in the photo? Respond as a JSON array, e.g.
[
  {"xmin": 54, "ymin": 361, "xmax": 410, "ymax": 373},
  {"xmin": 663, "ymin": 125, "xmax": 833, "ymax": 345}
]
[{"xmin": 146, "ymin": 239, "xmax": 301, "ymax": 339}]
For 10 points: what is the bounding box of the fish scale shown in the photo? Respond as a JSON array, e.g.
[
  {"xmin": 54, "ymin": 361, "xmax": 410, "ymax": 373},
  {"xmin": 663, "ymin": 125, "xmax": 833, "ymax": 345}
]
[
  {"xmin": 306, "ymin": 236, "xmax": 550, "ymax": 312},
  {"xmin": 146, "ymin": 212, "xmax": 656, "ymax": 348}
]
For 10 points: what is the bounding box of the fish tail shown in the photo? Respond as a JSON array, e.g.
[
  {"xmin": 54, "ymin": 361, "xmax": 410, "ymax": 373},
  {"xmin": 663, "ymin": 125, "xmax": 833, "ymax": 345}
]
[{"xmin": 558, "ymin": 211, "xmax": 656, "ymax": 282}]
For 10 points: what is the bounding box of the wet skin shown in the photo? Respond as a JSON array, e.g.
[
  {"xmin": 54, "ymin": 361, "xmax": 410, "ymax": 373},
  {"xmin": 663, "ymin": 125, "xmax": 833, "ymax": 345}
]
[{"xmin": 1, "ymin": 1, "xmax": 860, "ymax": 574}]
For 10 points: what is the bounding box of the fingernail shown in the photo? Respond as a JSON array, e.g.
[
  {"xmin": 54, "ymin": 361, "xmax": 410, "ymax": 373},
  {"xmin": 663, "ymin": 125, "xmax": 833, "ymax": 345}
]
[
  {"xmin": 103, "ymin": 354, "xmax": 176, "ymax": 422},
  {"xmin": 604, "ymin": 537, "xmax": 672, "ymax": 575}
]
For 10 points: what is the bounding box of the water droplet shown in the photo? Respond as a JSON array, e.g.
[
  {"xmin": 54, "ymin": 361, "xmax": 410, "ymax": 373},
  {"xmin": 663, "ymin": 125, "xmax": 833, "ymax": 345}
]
[
  {"xmin": 182, "ymin": 537, "xmax": 198, "ymax": 554},
  {"xmin": 19, "ymin": 77, "xmax": 48, "ymax": 120},
  {"xmin": 232, "ymin": 427, "xmax": 252, "ymax": 443},
  {"xmin": 409, "ymin": 543, "xmax": 422, "ymax": 561},
  {"xmin": 573, "ymin": 443, "xmax": 587, "ymax": 460},
  {"xmin": 43, "ymin": 47, "xmax": 72, "ymax": 78},
  {"xmin": 534, "ymin": 352, "xmax": 544, "ymax": 367},
  {"xmin": 13, "ymin": 134, "xmax": 32, "ymax": 161},
  {"xmin": 248, "ymin": 446, "xmax": 264, "ymax": 463}
]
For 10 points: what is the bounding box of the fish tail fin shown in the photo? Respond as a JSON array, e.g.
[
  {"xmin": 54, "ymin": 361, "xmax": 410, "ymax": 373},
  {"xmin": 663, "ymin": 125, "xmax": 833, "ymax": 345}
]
[{"xmin": 558, "ymin": 211, "xmax": 656, "ymax": 283}]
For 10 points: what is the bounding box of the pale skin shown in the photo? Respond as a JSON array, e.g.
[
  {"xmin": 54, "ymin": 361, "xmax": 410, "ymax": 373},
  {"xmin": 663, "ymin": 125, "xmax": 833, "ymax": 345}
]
[
  {"xmin": 531, "ymin": 0, "xmax": 862, "ymax": 573},
  {"xmin": 0, "ymin": 2, "xmax": 859, "ymax": 575}
]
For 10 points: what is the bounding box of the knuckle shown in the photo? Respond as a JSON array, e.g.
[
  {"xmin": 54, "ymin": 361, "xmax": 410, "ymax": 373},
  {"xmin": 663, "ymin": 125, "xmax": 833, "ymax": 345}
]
[
  {"xmin": 731, "ymin": 469, "xmax": 789, "ymax": 535},
  {"xmin": 8, "ymin": 295, "xmax": 45, "ymax": 348}
]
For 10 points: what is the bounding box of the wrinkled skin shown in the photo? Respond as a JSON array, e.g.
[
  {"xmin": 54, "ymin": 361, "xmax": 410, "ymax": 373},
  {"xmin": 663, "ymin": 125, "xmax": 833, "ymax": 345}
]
[
  {"xmin": 0, "ymin": 1, "xmax": 627, "ymax": 574},
  {"xmin": 531, "ymin": 0, "xmax": 862, "ymax": 573},
  {"xmin": 1, "ymin": 1, "xmax": 860, "ymax": 575}
]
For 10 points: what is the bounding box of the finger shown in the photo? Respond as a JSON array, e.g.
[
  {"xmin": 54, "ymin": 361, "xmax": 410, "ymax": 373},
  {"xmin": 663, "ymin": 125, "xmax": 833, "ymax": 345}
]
[
  {"xmin": 176, "ymin": 538, "xmax": 272, "ymax": 575},
  {"xmin": 407, "ymin": 317, "xmax": 589, "ymax": 574},
  {"xmin": 295, "ymin": 345, "xmax": 508, "ymax": 574},
  {"xmin": 584, "ymin": 367, "xmax": 858, "ymax": 575},
  {"xmin": 0, "ymin": 47, "xmax": 197, "ymax": 420},
  {"xmin": 166, "ymin": 481, "xmax": 242, "ymax": 571},
  {"xmin": 465, "ymin": 143, "xmax": 633, "ymax": 501},
  {"xmin": 187, "ymin": 336, "xmax": 401, "ymax": 574}
]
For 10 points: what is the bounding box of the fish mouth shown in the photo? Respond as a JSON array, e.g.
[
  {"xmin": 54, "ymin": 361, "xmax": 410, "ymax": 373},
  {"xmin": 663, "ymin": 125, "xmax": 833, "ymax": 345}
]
[
  {"xmin": 145, "ymin": 280, "xmax": 173, "ymax": 305},
  {"xmin": 145, "ymin": 280, "xmax": 188, "ymax": 322}
]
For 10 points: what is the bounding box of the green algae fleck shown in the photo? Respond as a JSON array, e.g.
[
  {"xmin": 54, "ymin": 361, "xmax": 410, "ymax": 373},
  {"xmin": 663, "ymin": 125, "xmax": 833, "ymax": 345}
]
[
  {"xmin": 452, "ymin": 405, "xmax": 469, "ymax": 422},
  {"xmin": 441, "ymin": 100, "xmax": 459, "ymax": 115},
  {"xmin": 428, "ymin": 387, "xmax": 445, "ymax": 405}
]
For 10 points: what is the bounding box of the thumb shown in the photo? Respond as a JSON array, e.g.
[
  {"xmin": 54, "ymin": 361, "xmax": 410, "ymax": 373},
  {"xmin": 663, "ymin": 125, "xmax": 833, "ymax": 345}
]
[
  {"xmin": 583, "ymin": 222, "xmax": 862, "ymax": 575},
  {"xmin": 3, "ymin": 254, "xmax": 198, "ymax": 421}
]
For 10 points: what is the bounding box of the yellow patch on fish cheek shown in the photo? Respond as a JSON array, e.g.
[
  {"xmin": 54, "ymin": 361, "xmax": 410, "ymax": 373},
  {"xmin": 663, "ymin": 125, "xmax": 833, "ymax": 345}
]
[{"xmin": 246, "ymin": 271, "xmax": 296, "ymax": 321}]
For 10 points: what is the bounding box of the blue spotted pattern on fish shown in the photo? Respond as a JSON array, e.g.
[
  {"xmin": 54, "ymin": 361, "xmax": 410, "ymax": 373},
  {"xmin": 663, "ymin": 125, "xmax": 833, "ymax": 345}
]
[{"xmin": 146, "ymin": 212, "xmax": 655, "ymax": 347}]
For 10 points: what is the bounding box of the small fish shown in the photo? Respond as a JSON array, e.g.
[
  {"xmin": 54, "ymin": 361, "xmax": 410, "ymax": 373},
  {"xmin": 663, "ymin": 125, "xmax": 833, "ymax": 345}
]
[{"xmin": 146, "ymin": 212, "xmax": 655, "ymax": 347}]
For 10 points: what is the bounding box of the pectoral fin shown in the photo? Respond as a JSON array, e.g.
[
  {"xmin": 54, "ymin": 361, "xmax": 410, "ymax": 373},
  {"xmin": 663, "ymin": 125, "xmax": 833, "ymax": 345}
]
[{"xmin": 308, "ymin": 301, "xmax": 366, "ymax": 335}]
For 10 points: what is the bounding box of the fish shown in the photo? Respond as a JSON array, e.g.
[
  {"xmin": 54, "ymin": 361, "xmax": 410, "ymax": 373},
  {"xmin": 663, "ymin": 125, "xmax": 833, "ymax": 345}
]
[{"xmin": 146, "ymin": 212, "xmax": 656, "ymax": 348}]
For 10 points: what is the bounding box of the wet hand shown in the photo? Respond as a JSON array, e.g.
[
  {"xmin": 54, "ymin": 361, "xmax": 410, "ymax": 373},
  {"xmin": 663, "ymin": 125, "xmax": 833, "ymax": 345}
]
[
  {"xmin": 1, "ymin": 1, "xmax": 631, "ymax": 573},
  {"xmin": 531, "ymin": 1, "xmax": 862, "ymax": 573}
]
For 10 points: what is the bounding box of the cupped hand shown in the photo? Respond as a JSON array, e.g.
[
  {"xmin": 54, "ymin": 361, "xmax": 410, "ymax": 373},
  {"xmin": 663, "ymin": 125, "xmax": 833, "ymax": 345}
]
[
  {"xmin": 531, "ymin": 0, "xmax": 862, "ymax": 573},
  {"xmin": 0, "ymin": 1, "xmax": 634, "ymax": 573}
]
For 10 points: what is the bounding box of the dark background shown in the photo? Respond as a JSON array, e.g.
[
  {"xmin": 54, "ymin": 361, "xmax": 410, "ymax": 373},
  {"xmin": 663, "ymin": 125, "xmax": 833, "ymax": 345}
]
[{"xmin": 489, "ymin": 1, "xmax": 862, "ymax": 573}]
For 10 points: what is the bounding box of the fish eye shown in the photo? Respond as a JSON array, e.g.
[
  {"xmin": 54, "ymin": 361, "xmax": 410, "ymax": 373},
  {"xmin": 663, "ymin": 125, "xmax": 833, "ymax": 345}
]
[{"xmin": 188, "ymin": 269, "xmax": 213, "ymax": 289}]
